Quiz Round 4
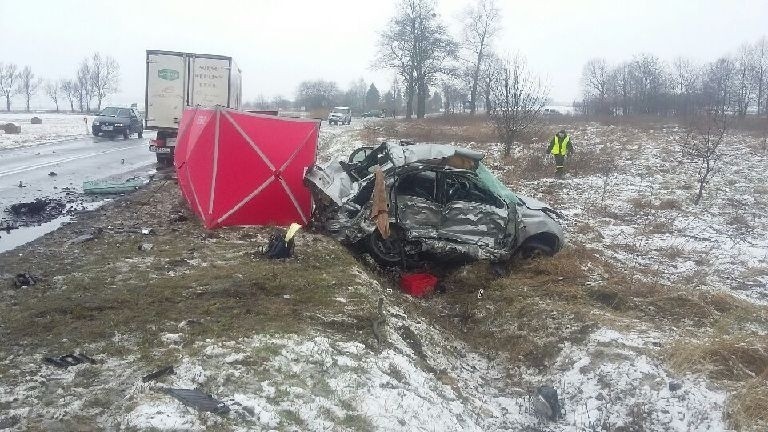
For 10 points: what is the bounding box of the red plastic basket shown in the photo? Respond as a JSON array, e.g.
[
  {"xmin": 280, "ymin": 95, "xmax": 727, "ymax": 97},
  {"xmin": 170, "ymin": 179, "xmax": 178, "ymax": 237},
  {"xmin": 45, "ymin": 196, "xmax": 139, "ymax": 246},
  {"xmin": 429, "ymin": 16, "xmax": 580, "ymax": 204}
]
[{"xmin": 400, "ymin": 273, "xmax": 438, "ymax": 297}]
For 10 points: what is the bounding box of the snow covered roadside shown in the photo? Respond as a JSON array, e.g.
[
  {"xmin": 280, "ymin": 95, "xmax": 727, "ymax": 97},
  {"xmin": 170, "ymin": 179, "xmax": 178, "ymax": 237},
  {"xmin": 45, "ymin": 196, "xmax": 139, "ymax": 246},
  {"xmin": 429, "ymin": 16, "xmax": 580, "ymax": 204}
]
[
  {"xmin": 0, "ymin": 113, "xmax": 93, "ymax": 149},
  {"xmin": 0, "ymin": 118, "xmax": 750, "ymax": 431}
]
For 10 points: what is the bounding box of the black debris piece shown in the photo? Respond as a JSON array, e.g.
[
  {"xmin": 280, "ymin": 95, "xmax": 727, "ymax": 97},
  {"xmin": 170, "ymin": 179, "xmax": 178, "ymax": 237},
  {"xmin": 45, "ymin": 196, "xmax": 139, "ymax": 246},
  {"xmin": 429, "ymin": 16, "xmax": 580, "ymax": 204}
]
[
  {"xmin": 532, "ymin": 385, "xmax": 561, "ymax": 421},
  {"xmin": 6, "ymin": 198, "xmax": 66, "ymax": 225},
  {"xmin": 142, "ymin": 365, "xmax": 175, "ymax": 383},
  {"xmin": 48, "ymin": 171, "xmax": 57, "ymax": 177},
  {"xmin": 13, "ymin": 273, "xmax": 39, "ymax": 288},
  {"xmin": 43, "ymin": 353, "xmax": 97, "ymax": 368},
  {"xmin": 165, "ymin": 388, "xmax": 230, "ymax": 414},
  {"xmin": 668, "ymin": 381, "xmax": 683, "ymax": 392}
]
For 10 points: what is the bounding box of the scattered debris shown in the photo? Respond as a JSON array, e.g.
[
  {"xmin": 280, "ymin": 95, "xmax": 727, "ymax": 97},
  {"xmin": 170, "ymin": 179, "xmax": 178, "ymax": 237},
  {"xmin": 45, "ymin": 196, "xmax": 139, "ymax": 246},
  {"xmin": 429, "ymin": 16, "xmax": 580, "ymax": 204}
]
[
  {"xmin": 140, "ymin": 228, "xmax": 153, "ymax": 235},
  {"xmin": 165, "ymin": 388, "xmax": 230, "ymax": 414},
  {"xmin": 142, "ymin": 365, "xmax": 175, "ymax": 383},
  {"xmin": 12, "ymin": 272, "xmax": 39, "ymax": 288},
  {"xmin": 0, "ymin": 220, "xmax": 17, "ymax": 232},
  {"xmin": 532, "ymin": 385, "xmax": 561, "ymax": 421},
  {"xmin": 400, "ymin": 273, "xmax": 438, "ymax": 297},
  {"xmin": 83, "ymin": 177, "xmax": 145, "ymax": 195},
  {"xmin": 48, "ymin": 171, "xmax": 57, "ymax": 177},
  {"xmin": 43, "ymin": 353, "xmax": 98, "ymax": 368},
  {"xmin": 17, "ymin": 181, "xmax": 23, "ymax": 188},
  {"xmin": 5, "ymin": 198, "xmax": 66, "ymax": 226},
  {"xmin": 30, "ymin": 116, "xmax": 42, "ymax": 124},
  {"xmin": 138, "ymin": 243, "xmax": 154, "ymax": 251}
]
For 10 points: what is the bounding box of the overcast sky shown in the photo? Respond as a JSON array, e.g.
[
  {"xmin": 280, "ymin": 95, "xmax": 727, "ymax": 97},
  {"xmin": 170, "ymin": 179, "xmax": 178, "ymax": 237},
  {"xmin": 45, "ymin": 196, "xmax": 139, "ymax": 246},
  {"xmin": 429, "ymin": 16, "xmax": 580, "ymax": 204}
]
[{"xmin": 1, "ymin": 0, "xmax": 767, "ymax": 109}]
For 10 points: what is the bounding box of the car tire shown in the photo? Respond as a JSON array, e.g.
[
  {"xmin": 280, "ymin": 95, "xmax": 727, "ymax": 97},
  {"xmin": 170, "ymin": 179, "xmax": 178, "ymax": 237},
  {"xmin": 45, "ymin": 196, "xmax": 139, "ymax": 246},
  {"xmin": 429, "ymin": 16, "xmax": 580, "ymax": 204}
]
[
  {"xmin": 92, "ymin": 131, "xmax": 99, "ymax": 137},
  {"xmin": 367, "ymin": 227, "xmax": 404, "ymax": 267},
  {"xmin": 518, "ymin": 240, "xmax": 555, "ymax": 259},
  {"xmin": 138, "ymin": 130, "xmax": 143, "ymax": 138},
  {"xmin": 123, "ymin": 130, "xmax": 129, "ymax": 139}
]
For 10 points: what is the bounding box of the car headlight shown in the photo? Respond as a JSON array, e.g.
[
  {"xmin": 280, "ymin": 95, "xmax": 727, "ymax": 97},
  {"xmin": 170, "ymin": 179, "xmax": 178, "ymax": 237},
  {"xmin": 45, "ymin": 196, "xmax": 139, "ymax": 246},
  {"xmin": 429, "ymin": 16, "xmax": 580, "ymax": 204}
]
[
  {"xmin": 93, "ymin": 121, "xmax": 99, "ymax": 125},
  {"xmin": 115, "ymin": 123, "xmax": 123, "ymax": 127}
]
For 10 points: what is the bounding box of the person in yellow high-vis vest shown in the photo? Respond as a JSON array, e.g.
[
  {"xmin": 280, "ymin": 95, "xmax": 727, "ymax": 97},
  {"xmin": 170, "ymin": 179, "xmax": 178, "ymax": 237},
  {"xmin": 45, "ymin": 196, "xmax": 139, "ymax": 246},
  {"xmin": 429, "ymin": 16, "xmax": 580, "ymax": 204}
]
[{"xmin": 547, "ymin": 129, "xmax": 575, "ymax": 177}]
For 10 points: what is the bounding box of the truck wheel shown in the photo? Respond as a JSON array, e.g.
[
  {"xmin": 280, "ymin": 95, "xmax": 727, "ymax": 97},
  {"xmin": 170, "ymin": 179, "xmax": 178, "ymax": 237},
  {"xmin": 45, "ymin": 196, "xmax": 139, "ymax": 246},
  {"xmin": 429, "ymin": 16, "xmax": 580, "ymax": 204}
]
[
  {"xmin": 92, "ymin": 131, "xmax": 99, "ymax": 137},
  {"xmin": 138, "ymin": 130, "xmax": 143, "ymax": 138},
  {"xmin": 123, "ymin": 130, "xmax": 129, "ymax": 139},
  {"xmin": 156, "ymin": 153, "xmax": 172, "ymax": 167}
]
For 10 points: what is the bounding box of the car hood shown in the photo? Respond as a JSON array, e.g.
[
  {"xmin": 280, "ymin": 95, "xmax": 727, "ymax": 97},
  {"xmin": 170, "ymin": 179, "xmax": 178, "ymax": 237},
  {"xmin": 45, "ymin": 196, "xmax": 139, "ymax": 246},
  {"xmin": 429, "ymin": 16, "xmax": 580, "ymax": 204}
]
[{"xmin": 517, "ymin": 194, "xmax": 564, "ymax": 219}]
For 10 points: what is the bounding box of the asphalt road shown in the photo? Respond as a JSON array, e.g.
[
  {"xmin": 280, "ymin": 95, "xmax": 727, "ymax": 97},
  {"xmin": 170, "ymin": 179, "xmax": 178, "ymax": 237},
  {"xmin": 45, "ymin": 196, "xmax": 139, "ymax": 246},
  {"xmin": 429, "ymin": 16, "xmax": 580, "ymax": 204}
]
[{"xmin": 0, "ymin": 134, "xmax": 158, "ymax": 251}]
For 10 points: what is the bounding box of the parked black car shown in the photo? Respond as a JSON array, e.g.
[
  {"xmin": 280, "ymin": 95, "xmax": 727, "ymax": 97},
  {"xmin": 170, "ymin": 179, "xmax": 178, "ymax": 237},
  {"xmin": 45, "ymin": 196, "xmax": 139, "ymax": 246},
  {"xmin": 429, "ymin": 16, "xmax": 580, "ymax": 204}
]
[{"xmin": 92, "ymin": 107, "xmax": 144, "ymax": 139}]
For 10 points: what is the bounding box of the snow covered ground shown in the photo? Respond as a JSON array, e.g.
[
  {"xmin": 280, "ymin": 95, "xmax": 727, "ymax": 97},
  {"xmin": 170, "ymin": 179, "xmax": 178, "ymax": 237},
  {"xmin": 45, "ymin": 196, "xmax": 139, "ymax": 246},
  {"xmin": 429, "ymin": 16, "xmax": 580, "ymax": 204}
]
[
  {"xmin": 482, "ymin": 123, "xmax": 768, "ymax": 306},
  {"xmin": 0, "ymin": 113, "xmax": 93, "ymax": 149},
  {"xmin": 0, "ymin": 118, "xmax": 762, "ymax": 431}
]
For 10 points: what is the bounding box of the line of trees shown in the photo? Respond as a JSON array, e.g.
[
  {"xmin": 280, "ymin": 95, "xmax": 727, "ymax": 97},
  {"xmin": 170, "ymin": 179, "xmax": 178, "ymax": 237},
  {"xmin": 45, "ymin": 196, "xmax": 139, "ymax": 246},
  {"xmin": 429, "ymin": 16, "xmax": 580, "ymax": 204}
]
[
  {"xmin": 248, "ymin": 78, "xmax": 397, "ymax": 116},
  {"xmin": 580, "ymin": 37, "xmax": 768, "ymax": 119},
  {"xmin": 0, "ymin": 53, "xmax": 119, "ymax": 113},
  {"xmin": 279, "ymin": 0, "xmax": 533, "ymax": 125}
]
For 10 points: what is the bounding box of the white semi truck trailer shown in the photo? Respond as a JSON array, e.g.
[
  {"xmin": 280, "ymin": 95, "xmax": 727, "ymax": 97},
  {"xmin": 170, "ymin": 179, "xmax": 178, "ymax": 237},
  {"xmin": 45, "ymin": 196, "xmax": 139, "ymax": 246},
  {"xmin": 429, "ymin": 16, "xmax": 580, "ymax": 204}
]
[{"xmin": 145, "ymin": 50, "xmax": 242, "ymax": 165}]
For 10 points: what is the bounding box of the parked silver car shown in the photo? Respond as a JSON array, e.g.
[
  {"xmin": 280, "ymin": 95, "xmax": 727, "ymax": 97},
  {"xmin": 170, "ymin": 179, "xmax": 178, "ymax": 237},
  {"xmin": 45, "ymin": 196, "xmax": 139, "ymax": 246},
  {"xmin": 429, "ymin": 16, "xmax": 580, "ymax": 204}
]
[{"xmin": 305, "ymin": 141, "xmax": 564, "ymax": 265}]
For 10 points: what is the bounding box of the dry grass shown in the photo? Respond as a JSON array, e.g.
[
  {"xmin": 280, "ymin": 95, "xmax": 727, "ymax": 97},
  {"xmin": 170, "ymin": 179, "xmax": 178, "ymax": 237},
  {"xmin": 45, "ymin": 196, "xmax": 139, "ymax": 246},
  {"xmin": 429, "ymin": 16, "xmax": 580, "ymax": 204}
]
[
  {"xmin": 727, "ymin": 376, "xmax": 768, "ymax": 431},
  {"xmin": 369, "ymin": 115, "xmax": 498, "ymax": 144},
  {"xmin": 667, "ymin": 334, "xmax": 767, "ymax": 381}
]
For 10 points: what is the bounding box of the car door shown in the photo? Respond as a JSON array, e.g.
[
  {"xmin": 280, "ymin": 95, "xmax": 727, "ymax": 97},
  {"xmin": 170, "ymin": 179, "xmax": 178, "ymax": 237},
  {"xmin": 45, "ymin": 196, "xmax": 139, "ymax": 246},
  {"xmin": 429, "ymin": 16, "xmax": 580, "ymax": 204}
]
[
  {"xmin": 439, "ymin": 172, "xmax": 509, "ymax": 247},
  {"xmin": 393, "ymin": 170, "xmax": 441, "ymax": 240}
]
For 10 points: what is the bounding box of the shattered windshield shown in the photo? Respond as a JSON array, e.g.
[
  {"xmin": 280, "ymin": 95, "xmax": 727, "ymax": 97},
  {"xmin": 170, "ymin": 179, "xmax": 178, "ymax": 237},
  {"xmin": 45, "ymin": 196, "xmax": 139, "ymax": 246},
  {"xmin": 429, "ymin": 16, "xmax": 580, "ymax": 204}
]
[{"xmin": 476, "ymin": 163, "xmax": 517, "ymax": 206}]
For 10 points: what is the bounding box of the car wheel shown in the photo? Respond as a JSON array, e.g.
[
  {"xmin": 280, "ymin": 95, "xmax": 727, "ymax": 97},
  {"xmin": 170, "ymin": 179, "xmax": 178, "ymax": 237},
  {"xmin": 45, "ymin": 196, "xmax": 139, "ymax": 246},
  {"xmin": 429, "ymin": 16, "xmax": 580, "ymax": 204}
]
[
  {"xmin": 92, "ymin": 131, "xmax": 99, "ymax": 137},
  {"xmin": 518, "ymin": 240, "xmax": 555, "ymax": 259},
  {"xmin": 123, "ymin": 129, "xmax": 129, "ymax": 139},
  {"xmin": 138, "ymin": 130, "xmax": 143, "ymax": 138},
  {"xmin": 367, "ymin": 227, "xmax": 404, "ymax": 267}
]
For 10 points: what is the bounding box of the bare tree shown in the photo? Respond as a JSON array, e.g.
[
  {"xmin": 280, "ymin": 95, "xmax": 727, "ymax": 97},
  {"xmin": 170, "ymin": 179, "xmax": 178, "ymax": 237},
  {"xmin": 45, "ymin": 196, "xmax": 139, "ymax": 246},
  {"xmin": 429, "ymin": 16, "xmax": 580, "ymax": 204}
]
[
  {"xmin": 376, "ymin": 0, "xmax": 456, "ymax": 119},
  {"xmin": 60, "ymin": 79, "xmax": 77, "ymax": 112},
  {"xmin": 702, "ymin": 57, "xmax": 735, "ymax": 118},
  {"xmin": 76, "ymin": 59, "xmax": 92, "ymax": 112},
  {"xmin": 296, "ymin": 80, "xmax": 339, "ymax": 110},
  {"xmin": 44, "ymin": 80, "xmax": 60, "ymax": 112},
  {"xmin": 0, "ymin": 63, "xmax": 20, "ymax": 111},
  {"xmin": 671, "ymin": 57, "xmax": 700, "ymax": 118},
  {"xmin": 17, "ymin": 66, "xmax": 41, "ymax": 112},
  {"xmin": 89, "ymin": 53, "xmax": 120, "ymax": 111},
  {"xmin": 488, "ymin": 54, "xmax": 549, "ymax": 156},
  {"xmin": 629, "ymin": 53, "xmax": 669, "ymax": 115},
  {"xmin": 581, "ymin": 58, "xmax": 612, "ymax": 116},
  {"xmin": 460, "ymin": 0, "xmax": 500, "ymax": 115},
  {"xmin": 733, "ymin": 43, "xmax": 755, "ymax": 117},
  {"xmin": 681, "ymin": 111, "xmax": 727, "ymax": 205},
  {"xmin": 752, "ymin": 37, "xmax": 767, "ymax": 116}
]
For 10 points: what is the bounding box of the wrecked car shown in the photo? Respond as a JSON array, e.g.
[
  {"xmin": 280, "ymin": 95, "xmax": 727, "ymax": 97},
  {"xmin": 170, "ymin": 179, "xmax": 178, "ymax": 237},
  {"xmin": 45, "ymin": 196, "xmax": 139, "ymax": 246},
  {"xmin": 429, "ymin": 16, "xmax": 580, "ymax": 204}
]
[{"xmin": 305, "ymin": 141, "xmax": 564, "ymax": 265}]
